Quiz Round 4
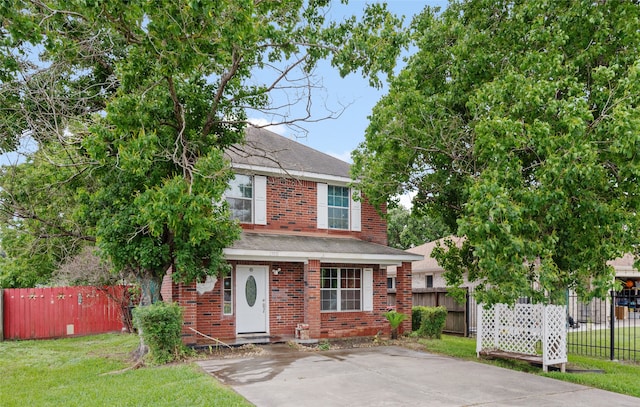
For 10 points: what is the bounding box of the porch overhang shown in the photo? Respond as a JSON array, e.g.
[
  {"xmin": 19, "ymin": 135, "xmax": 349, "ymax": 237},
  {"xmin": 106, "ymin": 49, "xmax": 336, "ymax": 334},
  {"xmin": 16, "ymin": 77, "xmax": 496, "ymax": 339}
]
[{"xmin": 223, "ymin": 232, "xmax": 423, "ymax": 266}]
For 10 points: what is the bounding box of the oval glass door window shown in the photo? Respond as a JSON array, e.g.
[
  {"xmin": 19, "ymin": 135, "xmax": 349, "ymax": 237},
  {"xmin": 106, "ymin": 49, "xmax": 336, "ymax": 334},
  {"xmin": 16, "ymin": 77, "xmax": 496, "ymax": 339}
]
[{"xmin": 245, "ymin": 275, "xmax": 257, "ymax": 307}]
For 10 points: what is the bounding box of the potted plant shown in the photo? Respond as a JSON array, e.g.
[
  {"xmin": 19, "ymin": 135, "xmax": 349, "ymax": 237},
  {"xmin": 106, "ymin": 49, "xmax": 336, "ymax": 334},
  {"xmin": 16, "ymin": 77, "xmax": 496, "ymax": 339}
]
[{"xmin": 383, "ymin": 311, "xmax": 408, "ymax": 340}]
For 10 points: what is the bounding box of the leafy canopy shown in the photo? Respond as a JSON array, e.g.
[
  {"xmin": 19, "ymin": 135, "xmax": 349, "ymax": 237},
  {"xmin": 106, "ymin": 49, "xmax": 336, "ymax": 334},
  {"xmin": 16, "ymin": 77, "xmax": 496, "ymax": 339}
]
[
  {"xmin": 386, "ymin": 206, "xmax": 449, "ymax": 250},
  {"xmin": 352, "ymin": 0, "xmax": 640, "ymax": 305},
  {"xmin": 1, "ymin": 1, "xmax": 407, "ymax": 292}
]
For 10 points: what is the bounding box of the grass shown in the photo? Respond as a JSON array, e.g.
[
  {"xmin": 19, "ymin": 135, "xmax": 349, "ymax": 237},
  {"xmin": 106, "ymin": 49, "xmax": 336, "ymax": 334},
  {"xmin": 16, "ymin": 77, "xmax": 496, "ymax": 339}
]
[
  {"xmin": 5, "ymin": 332, "xmax": 640, "ymax": 404},
  {"xmin": 415, "ymin": 334, "xmax": 640, "ymax": 398},
  {"xmin": 567, "ymin": 326, "xmax": 640, "ymax": 361},
  {"xmin": 0, "ymin": 333, "xmax": 251, "ymax": 407}
]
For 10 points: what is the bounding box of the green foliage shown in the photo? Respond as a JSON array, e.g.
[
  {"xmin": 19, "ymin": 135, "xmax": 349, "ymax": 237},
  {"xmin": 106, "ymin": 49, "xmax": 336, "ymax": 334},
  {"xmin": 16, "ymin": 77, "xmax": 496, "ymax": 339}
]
[
  {"xmin": 386, "ymin": 206, "xmax": 449, "ymax": 250},
  {"xmin": 383, "ymin": 310, "xmax": 408, "ymax": 339},
  {"xmin": 0, "ymin": 146, "xmax": 93, "ymax": 288},
  {"xmin": 318, "ymin": 340, "xmax": 331, "ymax": 351},
  {"xmin": 133, "ymin": 302, "xmax": 188, "ymax": 364},
  {"xmin": 1, "ymin": 1, "xmax": 407, "ymax": 291},
  {"xmin": 352, "ymin": 0, "xmax": 640, "ymax": 305},
  {"xmin": 413, "ymin": 306, "xmax": 447, "ymax": 339},
  {"xmin": 383, "ymin": 310, "xmax": 408, "ymax": 330}
]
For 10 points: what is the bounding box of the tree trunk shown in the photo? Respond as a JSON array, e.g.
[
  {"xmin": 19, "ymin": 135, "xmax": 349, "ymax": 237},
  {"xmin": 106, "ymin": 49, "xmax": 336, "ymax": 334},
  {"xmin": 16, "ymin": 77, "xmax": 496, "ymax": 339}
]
[
  {"xmin": 132, "ymin": 271, "xmax": 164, "ymax": 362},
  {"xmin": 138, "ymin": 272, "xmax": 163, "ymax": 305}
]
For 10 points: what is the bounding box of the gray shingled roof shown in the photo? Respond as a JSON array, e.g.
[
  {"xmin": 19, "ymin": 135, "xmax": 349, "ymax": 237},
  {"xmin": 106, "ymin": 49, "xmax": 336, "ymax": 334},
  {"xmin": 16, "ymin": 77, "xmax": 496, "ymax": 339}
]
[
  {"xmin": 224, "ymin": 232, "xmax": 423, "ymax": 265},
  {"xmin": 225, "ymin": 127, "xmax": 352, "ymax": 178}
]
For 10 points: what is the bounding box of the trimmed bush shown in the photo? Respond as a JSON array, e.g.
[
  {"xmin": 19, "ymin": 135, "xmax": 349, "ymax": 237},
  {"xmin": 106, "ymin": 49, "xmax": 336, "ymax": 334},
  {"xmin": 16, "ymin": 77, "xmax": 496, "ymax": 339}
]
[
  {"xmin": 133, "ymin": 302, "xmax": 188, "ymax": 364},
  {"xmin": 412, "ymin": 306, "xmax": 426, "ymax": 331},
  {"xmin": 413, "ymin": 305, "xmax": 447, "ymax": 339}
]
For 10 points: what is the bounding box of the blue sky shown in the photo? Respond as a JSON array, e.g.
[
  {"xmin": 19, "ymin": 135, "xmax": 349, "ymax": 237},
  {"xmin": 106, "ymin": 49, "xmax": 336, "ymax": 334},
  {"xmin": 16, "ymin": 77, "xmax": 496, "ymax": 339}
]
[
  {"xmin": 249, "ymin": 0, "xmax": 449, "ymax": 163},
  {"xmin": 1, "ymin": 1, "xmax": 449, "ymax": 167}
]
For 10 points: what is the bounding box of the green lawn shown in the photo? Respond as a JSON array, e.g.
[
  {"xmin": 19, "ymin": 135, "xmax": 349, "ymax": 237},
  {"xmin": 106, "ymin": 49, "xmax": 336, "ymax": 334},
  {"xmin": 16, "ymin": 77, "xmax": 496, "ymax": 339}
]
[
  {"xmin": 4, "ymin": 332, "xmax": 640, "ymax": 404},
  {"xmin": 567, "ymin": 326, "xmax": 640, "ymax": 361},
  {"xmin": 417, "ymin": 334, "xmax": 640, "ymax": 398},
  {"xmin": 0, "ymin": 333, "xmax": 251, "ymax": 407}
]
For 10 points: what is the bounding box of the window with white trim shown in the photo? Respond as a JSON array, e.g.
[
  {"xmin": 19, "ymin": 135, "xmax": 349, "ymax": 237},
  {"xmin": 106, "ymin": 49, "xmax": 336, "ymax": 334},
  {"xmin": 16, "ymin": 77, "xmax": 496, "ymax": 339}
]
[
  {"xmin": 317, "ymin": 183, "xmax": 361, "ymax": 231},
  {"xmin": 224, "ymin": 174, "xmax": 267, "ymax": 225},
  {"xmin": 226, "ymin": 174, "xmax": 253, "ymax": 222},
  {"xmin": 223, "ymin": 275, "xmax": 233, "ymax": 315},
  {"xmin": 387, "ymin": 277, "xmax": 396, "ymax": 290},
  {"xmin": 327, "ymin": 185, "xmax": 349, "ymax": 229},
  {"xmin": 426, "ymin": 274, "xmax": 434, "ymax": 288},
  {"xmin": 321, "ymin": 268, "xmax": 362, "ymax": 311}
]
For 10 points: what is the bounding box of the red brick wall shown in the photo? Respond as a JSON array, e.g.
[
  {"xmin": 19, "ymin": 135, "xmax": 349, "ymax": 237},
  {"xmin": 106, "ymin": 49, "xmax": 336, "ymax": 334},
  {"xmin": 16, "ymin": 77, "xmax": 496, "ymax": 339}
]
[
  {"xmin": 305, "ymin": 259, "xmax": 322, "ymax": 338},
  {"xmin": 173, "ymin": 260, "xmax": 394, "ymax": 343},
  {"xmin": 394, "ymin": 262, "xmax": 413, "ymax": 334},
  {"xmin": 195, "ymin": 275, "xmax": 235, "ymax": 341},
  {"xmin": 270, "ymin": 262, "xmax": 305, "ymax": 336},
  {"xmin": 319, "ymin": 265, "xmax": 389, "ymax": 338},
  {"xmin": 241, "ymin": 176, "xmax": 387, "ymax": 245}
]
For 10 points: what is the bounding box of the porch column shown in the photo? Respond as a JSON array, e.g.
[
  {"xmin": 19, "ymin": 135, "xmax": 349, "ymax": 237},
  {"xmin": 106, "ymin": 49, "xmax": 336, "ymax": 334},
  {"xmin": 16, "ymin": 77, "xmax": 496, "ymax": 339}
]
[
  {"xmin": 395, "ymin": 261, "xmax": 412, "ymax": 335},
  {"xmin": 304, "ymin": 259, "xmax": 322, "ymax": 338},
  {"xmin": 178, "ymin": 282, "xmax": 198, "ymax": 346}
]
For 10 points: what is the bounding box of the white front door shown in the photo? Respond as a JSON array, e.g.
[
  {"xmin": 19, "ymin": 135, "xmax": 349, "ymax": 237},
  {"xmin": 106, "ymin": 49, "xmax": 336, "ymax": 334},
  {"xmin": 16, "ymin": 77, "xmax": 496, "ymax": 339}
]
[{"xmin": 236, "ymin": 265, "xmax": 269, "ymax": 334}]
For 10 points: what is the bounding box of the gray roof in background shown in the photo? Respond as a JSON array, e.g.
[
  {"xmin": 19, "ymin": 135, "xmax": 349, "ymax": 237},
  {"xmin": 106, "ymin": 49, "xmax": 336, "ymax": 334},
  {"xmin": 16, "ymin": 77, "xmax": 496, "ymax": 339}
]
[
  {"xmin": 225, "ymin": 127, "xmax": 352, "ymax": 178},
  {"xmin": 224, "ymin": 232, "xmax": 423, "ymax": 264}
]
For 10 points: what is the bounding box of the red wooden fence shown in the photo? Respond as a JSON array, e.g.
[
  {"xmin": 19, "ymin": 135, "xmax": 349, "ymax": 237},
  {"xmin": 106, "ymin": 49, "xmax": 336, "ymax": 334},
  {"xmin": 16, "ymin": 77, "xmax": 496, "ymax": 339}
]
[{"xmin": 1, "ymin": 286, "xmax": 127, "ymax": 340}]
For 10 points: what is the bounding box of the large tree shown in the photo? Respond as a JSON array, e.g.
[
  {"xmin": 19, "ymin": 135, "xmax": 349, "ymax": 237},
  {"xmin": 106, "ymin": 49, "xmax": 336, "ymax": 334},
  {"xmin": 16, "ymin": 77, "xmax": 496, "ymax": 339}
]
[
  {"xmin": 352, "ymin": 0, "xmax": 640, "ymax": 305},
  {"xmin": 1, "ymin": 1, "xmax": 406, "ymax": 299},
  {"xmin": 386, "ymin": 206, "xmax": 449, "ymax": 250}
]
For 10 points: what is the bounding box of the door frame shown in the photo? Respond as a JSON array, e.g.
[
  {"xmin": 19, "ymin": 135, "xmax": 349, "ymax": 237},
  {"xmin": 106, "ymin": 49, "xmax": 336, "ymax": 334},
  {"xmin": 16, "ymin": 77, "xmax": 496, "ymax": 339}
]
[{"xmin": 235, "ymin": 265, "xmax": 269, "ymax": 335}]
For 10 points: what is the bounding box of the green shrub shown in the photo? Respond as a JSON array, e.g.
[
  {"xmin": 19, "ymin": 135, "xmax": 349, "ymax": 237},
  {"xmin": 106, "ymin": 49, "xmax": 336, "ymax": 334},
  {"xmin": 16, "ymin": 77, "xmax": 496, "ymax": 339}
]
[
  {"xmin": 383, "ymin": 311, "xmax": 408, "ymax": 339},
  {"xmin": 413, "ymin": 305, "xmax": 447, "ymax": 339},
  {"xmin": 133, "ymin": 302, "xmax": 188, "ymax": 364},
  {"xmin": 412, "ymin": 306, "xmax": 427, "ymax": 331}
]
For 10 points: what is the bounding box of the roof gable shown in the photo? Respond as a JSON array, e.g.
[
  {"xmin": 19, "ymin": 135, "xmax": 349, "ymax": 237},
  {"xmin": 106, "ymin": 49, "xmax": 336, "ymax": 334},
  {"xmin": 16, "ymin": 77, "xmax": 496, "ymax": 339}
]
[{"xmin": 226, "ymin": 127, "xmax": 352, "ymax": 179}]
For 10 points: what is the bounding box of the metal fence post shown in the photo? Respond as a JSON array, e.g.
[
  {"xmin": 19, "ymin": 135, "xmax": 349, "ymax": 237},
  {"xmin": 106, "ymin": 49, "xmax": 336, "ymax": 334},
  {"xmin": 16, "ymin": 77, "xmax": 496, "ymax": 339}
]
[{"xmin": 610, "ymin": 290, "xmax": 615, "ymax": 361}]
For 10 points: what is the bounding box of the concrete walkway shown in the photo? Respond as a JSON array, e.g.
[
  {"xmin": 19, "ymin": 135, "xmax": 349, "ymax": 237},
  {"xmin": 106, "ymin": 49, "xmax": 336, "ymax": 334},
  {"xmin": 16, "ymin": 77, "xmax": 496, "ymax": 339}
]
[{"xmin": 197, "ymin": 345, "xmax": 640, "ymax": 407}]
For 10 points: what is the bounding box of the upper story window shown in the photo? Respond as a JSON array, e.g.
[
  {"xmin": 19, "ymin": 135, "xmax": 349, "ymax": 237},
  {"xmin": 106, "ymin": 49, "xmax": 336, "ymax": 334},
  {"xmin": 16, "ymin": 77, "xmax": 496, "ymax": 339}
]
[
  {"xmin": 327, "ymin": 185, "xmax": 349, "ymax": 230},
  {"xmin": 317, "ymin": 183, "xmax": 361, "ymax": 231},
  {"xmin": 224, "ymin": 173, "xmax": 267, "ymax": 225},
  {"xmin": 226, "ymin": 174, "xmax": 253, "ymax": 223}
]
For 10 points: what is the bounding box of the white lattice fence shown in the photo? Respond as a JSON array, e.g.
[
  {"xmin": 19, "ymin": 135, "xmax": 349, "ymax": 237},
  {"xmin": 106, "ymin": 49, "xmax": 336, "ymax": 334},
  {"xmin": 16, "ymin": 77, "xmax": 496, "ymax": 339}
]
[{"xmin": 477, "ymin": 303, "xmax": 567, "ymax": 371}]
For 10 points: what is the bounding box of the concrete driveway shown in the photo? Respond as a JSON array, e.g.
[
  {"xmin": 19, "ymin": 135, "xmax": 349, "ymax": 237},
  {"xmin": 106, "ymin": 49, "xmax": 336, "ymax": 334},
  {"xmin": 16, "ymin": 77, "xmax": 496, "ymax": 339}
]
[{"xmin": 197, "ymin": 345, "xmax": 639, "ymax": 406}]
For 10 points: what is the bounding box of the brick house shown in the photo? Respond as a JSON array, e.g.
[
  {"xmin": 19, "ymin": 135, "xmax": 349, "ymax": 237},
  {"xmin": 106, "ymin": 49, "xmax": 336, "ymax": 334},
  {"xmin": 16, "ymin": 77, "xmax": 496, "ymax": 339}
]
[{"xmin": 162, "ymin": 127, "xmax": 422, "ymax": 345}]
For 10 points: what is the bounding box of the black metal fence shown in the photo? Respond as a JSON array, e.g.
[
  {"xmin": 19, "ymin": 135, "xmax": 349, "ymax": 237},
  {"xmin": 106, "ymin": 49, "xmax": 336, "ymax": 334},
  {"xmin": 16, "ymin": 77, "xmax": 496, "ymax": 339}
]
[
  {"xmin": 393, "ymin": 287, "xmax": 640, "ymax": 361},
  {"xmin": 566, "ymin": 290, "xmax": 640, "ymax": 362}
]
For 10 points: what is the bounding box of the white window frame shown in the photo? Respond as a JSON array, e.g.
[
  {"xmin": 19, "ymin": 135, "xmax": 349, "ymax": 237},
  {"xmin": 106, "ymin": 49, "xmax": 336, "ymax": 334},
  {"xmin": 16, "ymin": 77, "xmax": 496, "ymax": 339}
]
[
  {"xmin": 317, "ymin": 183, "xmax": 361, "ymax": 231},
  {"xmin": 223, "ymin": 274, "xmax": 233, "ymax": 315},
  {"xmin": 387, "ymin": 276, "xmax": 396, "ymax": 290},
  {"xmin": 327, "ymin": 185, "xmax": 350, "ymax": 230},
  {"xmin": 321, "ymin": 267, "xmax": 365, "ymax": 312},
  {"xmin": 225, "ymin": 174, "xmax": 267, "ymax": 225},
  {"xmin": 426, "ymin": 274, "xmax": 434, "ymax": 288}
]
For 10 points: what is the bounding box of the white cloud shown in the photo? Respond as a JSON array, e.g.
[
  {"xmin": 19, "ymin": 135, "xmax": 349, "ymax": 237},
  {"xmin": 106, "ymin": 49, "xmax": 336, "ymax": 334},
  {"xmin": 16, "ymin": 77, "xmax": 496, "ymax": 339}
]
[{"xmin": 247, "ymin": 118, "xmax": 289, "ymax": 136}]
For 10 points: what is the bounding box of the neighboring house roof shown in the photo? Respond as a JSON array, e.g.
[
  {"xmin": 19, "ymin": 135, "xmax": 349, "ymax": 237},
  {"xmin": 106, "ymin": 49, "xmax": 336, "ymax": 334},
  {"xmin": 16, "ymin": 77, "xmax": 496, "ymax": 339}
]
[
  {"xmin": 226, "ymin": 126, "xmax": 352, "ymax": 182},
  {"xmin": 388, "ymin": 236, "xmax": 464, "ymax": 275},
  {"xmin": 224, "ymin": 231, "xmax": 423, "ymax": 265},
  {"xmin": 609, "ymin": 253, "xmax": 639, "ymax": 278},
  {"xmin": 389, "ymin": 235, "xmax": 640, "ymax": 279}
]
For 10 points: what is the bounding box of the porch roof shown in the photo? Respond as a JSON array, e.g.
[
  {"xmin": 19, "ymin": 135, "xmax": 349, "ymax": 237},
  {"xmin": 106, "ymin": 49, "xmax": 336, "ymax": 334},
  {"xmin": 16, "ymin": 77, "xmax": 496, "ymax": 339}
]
[{"xmin": 224, "ymin": 232, "xmax": 423, "ymax": 265}]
